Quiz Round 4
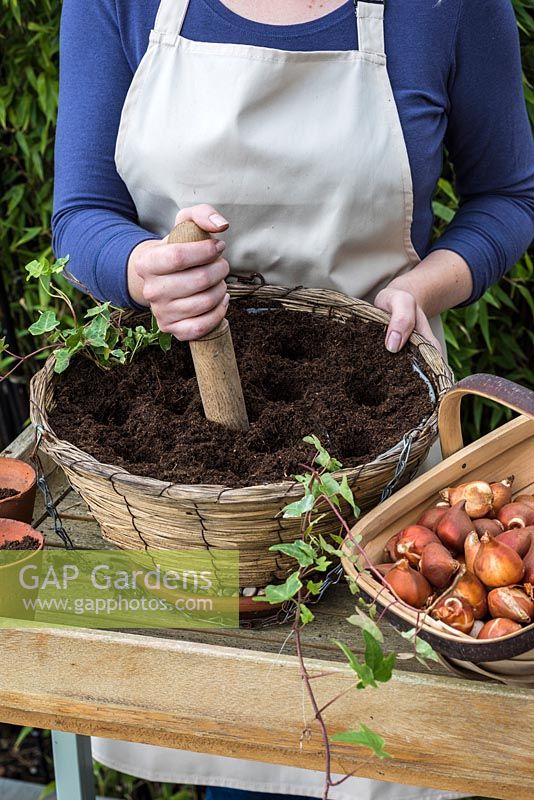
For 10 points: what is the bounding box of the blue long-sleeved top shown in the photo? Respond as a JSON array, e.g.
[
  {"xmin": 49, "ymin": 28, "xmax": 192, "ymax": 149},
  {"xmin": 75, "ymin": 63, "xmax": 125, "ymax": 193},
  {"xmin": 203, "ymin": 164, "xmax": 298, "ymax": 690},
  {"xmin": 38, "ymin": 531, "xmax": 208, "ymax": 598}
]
[{"xmin": 53, "ymin": 0, "xmax": 534, "ymax": 308}]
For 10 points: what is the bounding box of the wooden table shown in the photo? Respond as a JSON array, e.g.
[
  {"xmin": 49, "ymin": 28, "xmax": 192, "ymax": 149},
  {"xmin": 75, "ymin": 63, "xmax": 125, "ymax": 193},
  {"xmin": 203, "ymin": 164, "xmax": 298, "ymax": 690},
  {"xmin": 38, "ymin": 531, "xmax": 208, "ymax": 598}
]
[{"xmin": 1, "ymin": 427, "xmax": 532, "ymax": 800}]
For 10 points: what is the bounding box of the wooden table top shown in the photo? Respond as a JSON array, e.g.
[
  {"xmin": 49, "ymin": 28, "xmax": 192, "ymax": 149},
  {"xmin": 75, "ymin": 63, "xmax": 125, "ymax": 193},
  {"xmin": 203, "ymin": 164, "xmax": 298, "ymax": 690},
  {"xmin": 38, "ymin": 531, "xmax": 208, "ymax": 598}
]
[{"xmin": 0, "ymin": 426, "xmax": 531, "ymax": 799}]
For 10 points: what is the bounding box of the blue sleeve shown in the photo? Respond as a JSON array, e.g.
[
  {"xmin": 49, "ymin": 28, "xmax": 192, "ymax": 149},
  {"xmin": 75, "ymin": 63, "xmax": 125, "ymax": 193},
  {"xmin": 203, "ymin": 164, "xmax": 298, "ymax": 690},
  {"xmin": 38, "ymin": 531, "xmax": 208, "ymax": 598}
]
[
  {"xmin": 52, "ymin": 0, "xmax": 157, "ymax": 308},
  {"xmin": 428, "ymin": 0, "xmax": 534, "ymax": 304}
]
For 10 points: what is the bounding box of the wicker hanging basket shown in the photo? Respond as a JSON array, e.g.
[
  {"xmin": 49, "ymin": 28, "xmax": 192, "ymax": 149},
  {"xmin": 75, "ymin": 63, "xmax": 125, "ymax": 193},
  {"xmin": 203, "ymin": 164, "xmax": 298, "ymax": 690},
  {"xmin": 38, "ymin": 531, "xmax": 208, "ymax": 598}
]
[{"xmin": 30, "ymin": 285, "xmax": 452, "ymax": 589}]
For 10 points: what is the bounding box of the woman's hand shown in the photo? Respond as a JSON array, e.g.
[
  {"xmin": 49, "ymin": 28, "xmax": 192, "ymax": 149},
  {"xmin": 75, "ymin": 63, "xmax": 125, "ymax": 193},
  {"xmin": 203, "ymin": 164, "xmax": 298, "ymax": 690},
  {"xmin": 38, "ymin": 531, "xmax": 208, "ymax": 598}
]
[
  {"xmin": 374, "ymin": 284, "xmax": 442, "ymax": 354},
  {"xmin": 128, "ymin": 204, "xmax": 231, "ymax": 341},
  {"xmin": 374, "ymin": 250, "xmax": 474, "ymax": 354}
]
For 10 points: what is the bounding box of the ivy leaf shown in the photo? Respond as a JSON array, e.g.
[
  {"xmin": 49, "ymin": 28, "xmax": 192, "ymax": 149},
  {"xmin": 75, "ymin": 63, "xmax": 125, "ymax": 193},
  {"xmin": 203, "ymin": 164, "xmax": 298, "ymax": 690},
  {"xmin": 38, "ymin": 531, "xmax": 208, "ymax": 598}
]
[
  {"xmin": 260, "ymin": 572, "xmax": 302, "ymax": 604},
  {"xmin": 339, "ymin": 474, "xmax": 359, "ymax": 515},
  {"xmin": 306, "ymin": 579, "xmax": 324, "ymax": 596},
  {"xmin": 85, "ymin": 315, "xmax": 109, "ymax": 347},
  {"xmin": 53, "ymin": 348, "xmax": 70, "ymax": 374},
  {"xmin": 299, "ymin": 603, "xmax": 314, "ymax": 625},
  {"xmin": 303, "ymin": 435, "xmax": 343, "ymax": 472},
  {"xmin": 85, "ymin": 302, "xmax": 111, "ymax": 318},
  {"xmin": 270, "ymin": 540, "xmax": 316, "ymax": 568},
  {"xmin": 318, "ymin": 534, "xmax": 344, "ymax": 557},
  {"xmin": 314, "ymin": 556, "xmax": 332, "ymax": 572},
  {"xmin": 363, "ymin": 631, "xmax": 395, "ymax": 683},
  {"xmin": 346, "ymin": 610, "xmax": 384, "ymax": 643},
  {"xmin": 282, "ymin": 493, "xmax": 315, "ymax": 519},
  {"xmin": 400, "ymin": 629, "xmax": 440, "ymax": 664},
  {"xmin": 29, "ymin": 310, "xmax": 59, "ymax": 335},
  {"xmin": 159, "ymin": 332, "xmax": 172, "ymax": 352},
  {"xmin": 334, "ymin": 640, "xmax": 376, "ymax": 688},
  {"xmin": 110, "ymin": 348, "xmax": 126, "ymax": 364},
  {"xmin": 331, "ymin": 724, "xmax": 390, "ymax": 759}
]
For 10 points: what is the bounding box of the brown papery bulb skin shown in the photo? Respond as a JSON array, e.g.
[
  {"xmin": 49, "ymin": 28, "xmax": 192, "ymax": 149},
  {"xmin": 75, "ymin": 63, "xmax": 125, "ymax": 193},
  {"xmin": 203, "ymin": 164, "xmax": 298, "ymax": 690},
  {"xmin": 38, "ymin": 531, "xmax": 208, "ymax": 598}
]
[
  {"xmin": 487, "ymin": 586, "xmax": 534, "ymax": 623},
  {"xmin": 464, "ymin": 531, "xmax": 481, "ymax": 574},
  {"xmin": 473, "ymin": 533, "xmax": 525, "ymax": 588},
  {"xmin": 514, "ymin": 494, "xmax": 534, "ymax": 510},
  {"xmin": 384, "ymin": 558, "xmax": 432, "ymax": 609},
  {"xmin": 523, "ymin": 536, "xmax": 534, "ymax": 583},
  {"xmin": 431, "ymin": 596, "xmax": 474, "ymax": 634},
  {"xmin": 490, "ymin": 476, "xmax": 514, "ymax": 514},
  {"xmin": 477, "ymin": 618, "xmax": 522, "ymax": 640},
  {"xmin": 495, "ymin": 527, "xmax": 533, "ymax": 558},
  {"xmin": 450, "ymin": 570, "xmax": 488, "ymax": 619},
  {"xmin": 497, "ymin": 503, "xmax": 534, "ymax": 529},
  {"xmin": 396, "ymin": 525, "xmax": 439, "ymax": 566},
  {"xmin": 436, "ymin": 501, "xmax": 474, "ymax": 553},
  {"xmin": 419, "ymin": 542, "xmax": 460, "ymax": 589},
  {"xmin": 384, "ymin": 532, "xmax": 401, "ymax": 563},
  {"xmin": 417, "ymin": 506, "xmax": 448, "ymax": 532},
  {"xmin": 472, "ymin": 518, "xmax": 504, "ymax": 538},
  {"xmin": 440, "ymin": 481, "xmax": 493, "ymax": 519}
]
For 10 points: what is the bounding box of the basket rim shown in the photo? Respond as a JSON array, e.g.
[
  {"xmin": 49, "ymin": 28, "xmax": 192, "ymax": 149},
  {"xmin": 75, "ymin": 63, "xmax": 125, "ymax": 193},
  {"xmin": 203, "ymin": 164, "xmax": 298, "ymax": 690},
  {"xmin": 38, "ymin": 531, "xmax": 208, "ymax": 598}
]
[{"xmin": 30, "ymin": 285, "xmax": 452, "ymax": 501}]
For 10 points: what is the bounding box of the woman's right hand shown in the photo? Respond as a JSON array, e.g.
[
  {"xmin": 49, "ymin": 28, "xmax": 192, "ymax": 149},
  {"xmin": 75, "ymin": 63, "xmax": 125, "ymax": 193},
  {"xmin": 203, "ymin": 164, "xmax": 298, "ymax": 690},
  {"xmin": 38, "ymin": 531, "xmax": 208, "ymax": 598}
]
[{"xmin": 128, "ymin": 204, "xmax": 231, "ymax": 341}]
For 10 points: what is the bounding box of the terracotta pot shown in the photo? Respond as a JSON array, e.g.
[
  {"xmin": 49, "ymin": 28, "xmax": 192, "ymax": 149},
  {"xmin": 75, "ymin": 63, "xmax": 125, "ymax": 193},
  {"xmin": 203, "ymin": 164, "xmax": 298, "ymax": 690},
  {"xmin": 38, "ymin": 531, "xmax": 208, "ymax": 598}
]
[
  {"xmin": 0, "ymin": 457, "xmax": 37, "ymax": 524},
  {"xmin": 0, "ymin": 517, "xmax": 44, "ymax": 556},
  {"xmin": 0, "ymin": 518, "xmax": 44, "ymax": 621}
]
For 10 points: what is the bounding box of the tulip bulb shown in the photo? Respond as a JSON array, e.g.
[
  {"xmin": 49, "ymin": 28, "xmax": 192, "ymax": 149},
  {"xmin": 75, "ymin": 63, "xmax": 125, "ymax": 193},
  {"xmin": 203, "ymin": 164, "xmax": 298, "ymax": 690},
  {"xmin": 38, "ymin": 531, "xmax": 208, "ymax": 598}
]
[
  {"xmin": 440, "ymin": 480, "xmax": 493, "ymax": 519},
  {"xmin": 419, "ymin": 542, "xmax": 460, "ymax": 589},
  {"xmin": 384, "ymin": 558, "xmax": 432, "ymax": 609},
  {"xmin": 472, "ymin": 518, "xmax": 504, "ymax": 538},
  {"xmin": 487, "ymin": 586, "xmax": 534, "ymax": 624},
  {"xmin": 497, "ymin": 502, "xmax": 534, "ymax": 529},
  {"xmin": 473, "ymin": 533, "xmax": 525, "ymax": 588},
  {"xmin": 470, "ymin": 620, "xmax": 485, "ymax": 638},
  {"xmin": 464, "ymin": 531, "xmax": 481, "ymax": 574},
  {"xmin": 495, "ymin": 527, "xmax": 533, "ymax": 558},
  {"xmin": 384, "ymin": 532, "xmax": 401, "ymax": 563},
  {"xmin": 417, "ymin": 506, "xmax": 449, "ymax": 532},
  {"xmin": 396, "ymin": 525, "xmax": 439, "ymax": 566},
  {"xmin": 477, "ymin": 618, "xmax": 522, "ymax": 640},
  {"xmin": 436, "ymin": 501, "xmax": 474, "ymax": 552},
  {"xmin": 490, "ymin": 476, "xmax": 514, "ymax": 514},
  {"xmin": 514, "ymin": 494, "xmax": 534, "ymax": 510},
  {"xmin": 450, "ymin": 570, "xmax": 488, "ymax": 619},
  {"xmin": 523, "ymin": 536, "xmax": 534, "ymax": 583},
  {"xmin": 431, "ymin": 596, "xmax": 474, "ymax": 634}
]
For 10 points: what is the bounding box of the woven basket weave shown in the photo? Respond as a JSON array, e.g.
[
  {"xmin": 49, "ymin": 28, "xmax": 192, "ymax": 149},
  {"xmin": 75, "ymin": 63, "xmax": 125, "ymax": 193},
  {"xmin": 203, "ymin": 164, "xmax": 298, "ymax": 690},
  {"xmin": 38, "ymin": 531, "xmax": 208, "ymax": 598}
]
[{"xmin": 30, "ymin": 285, "xmax": 453, "ymax": 588}]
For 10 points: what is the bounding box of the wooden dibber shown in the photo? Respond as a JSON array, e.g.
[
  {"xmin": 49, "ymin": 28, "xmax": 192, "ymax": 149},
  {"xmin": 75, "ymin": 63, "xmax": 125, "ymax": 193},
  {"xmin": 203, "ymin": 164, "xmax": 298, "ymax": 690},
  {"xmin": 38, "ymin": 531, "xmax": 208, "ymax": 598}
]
[{"xmin": 168, "ymin": 220, "xmax": 249, "ymax": 431}]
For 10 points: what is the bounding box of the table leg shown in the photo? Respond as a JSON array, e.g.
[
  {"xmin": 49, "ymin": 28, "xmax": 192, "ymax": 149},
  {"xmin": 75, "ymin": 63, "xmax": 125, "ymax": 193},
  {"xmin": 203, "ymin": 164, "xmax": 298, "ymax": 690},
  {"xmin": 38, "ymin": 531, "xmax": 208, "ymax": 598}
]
[{"xmin": 51, "ymin": 731, "xmax": 96, "ymax": 800}]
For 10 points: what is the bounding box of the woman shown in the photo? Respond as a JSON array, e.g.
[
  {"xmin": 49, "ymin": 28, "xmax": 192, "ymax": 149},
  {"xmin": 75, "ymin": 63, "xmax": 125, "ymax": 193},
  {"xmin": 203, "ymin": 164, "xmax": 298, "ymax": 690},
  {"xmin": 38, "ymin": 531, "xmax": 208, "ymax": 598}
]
[{"xmin": 53, "ymin": 0, "xmax": 534, "ymax": 798}]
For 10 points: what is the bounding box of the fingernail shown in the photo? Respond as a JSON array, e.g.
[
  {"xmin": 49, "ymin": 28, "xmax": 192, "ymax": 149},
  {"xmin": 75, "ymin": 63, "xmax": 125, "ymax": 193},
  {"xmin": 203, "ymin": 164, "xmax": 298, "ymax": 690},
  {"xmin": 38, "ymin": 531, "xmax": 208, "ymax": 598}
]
[
  {"xmin": 215, "ymin": 240, "xmax": 226, "ymax": 253},
  {"xmin": 223, "ymin": 293, "xmax": 230, "ymax": 307},
  {"xmin": 386, "ymin": 331, "xmax": 402, "ymax": 353},
  {"xmin": 209, "ymin": 213, "xmax": 229, "ymax": 227}
]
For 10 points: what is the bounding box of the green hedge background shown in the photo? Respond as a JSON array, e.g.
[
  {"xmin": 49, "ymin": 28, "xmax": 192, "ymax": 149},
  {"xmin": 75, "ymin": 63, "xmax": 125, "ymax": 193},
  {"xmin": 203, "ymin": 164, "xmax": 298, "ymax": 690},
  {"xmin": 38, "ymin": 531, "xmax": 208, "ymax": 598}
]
[{"xmin": 1, "ymin": 0, "xmax": 533, "ymax": 441}]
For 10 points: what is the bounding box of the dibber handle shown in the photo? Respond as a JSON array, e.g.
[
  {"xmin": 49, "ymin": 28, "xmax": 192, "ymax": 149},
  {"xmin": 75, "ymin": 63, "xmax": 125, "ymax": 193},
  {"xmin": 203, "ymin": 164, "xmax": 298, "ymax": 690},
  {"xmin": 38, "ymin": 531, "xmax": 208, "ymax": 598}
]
[{"xmin": 168, "ymin": 220, "xmax": 249, "ymax": 431}]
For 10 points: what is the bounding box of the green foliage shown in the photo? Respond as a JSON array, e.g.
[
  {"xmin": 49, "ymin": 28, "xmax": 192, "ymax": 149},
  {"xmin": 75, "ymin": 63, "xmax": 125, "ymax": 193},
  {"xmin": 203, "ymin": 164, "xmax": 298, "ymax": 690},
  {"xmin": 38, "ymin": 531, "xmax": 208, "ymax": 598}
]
[
  {"xmin": 330, "ymin": 724, "xmax": 391, "ymax": 760},
  {"xmin": 0, "ymin": 0, "xmax": 81, "ymax": 359},
  {"xmin": 434, "ymin": 0, "xmax": 534, "ymax": 441}
]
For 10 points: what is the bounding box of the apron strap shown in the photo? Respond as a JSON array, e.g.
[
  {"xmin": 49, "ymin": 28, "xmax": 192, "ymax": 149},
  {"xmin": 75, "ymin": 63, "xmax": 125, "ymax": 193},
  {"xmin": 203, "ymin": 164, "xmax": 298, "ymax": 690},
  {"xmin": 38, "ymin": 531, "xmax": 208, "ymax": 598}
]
[
  {"xmin": 356, "ymin": 1, "xmax": 386, "ymax": 56},
  {"xmin": 154, "ymin": 0, "xmax": 190, "ymax": 39}
]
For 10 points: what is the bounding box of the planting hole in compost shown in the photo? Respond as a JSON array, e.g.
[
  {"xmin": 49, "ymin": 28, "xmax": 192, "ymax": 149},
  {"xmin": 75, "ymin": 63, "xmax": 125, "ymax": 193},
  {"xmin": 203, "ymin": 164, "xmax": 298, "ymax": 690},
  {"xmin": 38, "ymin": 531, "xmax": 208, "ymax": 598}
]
[
  {"xmin": 49, "ymin": 301, "xmax": 435, "ymax": 487},
  {"xmin": 0, "ymin": 488, "xmax": 19, "ymax": 500}
]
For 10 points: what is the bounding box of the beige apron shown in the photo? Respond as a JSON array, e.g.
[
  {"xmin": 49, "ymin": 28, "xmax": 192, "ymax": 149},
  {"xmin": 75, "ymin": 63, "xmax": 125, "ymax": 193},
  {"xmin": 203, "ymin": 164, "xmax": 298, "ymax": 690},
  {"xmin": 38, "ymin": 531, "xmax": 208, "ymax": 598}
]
[{"xmin": 94, "ymin": 1, "xmax": 456, "ymax": 796}]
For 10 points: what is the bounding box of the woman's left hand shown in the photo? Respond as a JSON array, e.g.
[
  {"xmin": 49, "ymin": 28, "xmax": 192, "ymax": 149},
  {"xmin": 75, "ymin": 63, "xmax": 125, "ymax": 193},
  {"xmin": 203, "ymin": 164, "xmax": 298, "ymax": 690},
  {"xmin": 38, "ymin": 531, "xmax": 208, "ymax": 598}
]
[
  {"xmin": 374, "ymin": 250, "xmax": 474, "ymax": 354},
  {"xmin": 374, "ymin": 284, "xmax": 442, "ymax": 354}
]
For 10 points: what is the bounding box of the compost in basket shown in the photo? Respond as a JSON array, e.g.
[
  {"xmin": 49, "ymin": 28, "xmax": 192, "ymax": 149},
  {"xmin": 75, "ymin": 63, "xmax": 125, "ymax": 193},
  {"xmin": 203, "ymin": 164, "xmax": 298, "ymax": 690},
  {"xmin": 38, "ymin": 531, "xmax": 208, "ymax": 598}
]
[{"xmin": 48, "ymin": 300, "xmax": 434, "ymax": 487}]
